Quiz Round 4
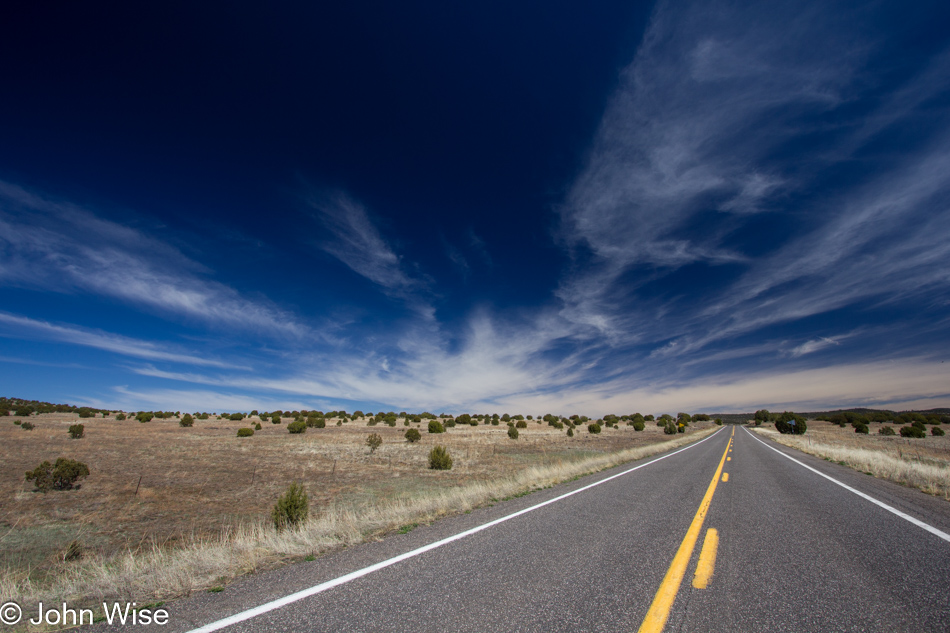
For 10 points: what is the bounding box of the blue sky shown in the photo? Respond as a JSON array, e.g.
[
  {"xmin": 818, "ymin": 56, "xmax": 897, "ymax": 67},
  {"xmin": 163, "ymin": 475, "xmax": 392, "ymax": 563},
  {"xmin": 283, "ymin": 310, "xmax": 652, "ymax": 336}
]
[{"xmin": 1, "ymin": 1, "xmax": 949, "ymax": 415}]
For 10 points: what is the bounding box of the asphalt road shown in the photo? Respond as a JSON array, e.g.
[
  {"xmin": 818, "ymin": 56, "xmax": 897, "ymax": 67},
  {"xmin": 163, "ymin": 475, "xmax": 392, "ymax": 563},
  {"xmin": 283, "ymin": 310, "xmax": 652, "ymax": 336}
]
[{"xmin": 85, "ymin": 426, "xmax": 950, "ymax": 632}]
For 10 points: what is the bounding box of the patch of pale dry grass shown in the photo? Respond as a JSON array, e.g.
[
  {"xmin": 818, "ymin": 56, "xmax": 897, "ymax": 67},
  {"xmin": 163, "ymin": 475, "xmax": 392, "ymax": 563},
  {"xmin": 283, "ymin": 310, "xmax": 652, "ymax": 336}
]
[
  {"xmin": 753, "ymin": 427, "xmax": 950, "ymax": 499},
  {"xmin": 0, "ymin": 428, "xmax": 714, "ymax": 617}
]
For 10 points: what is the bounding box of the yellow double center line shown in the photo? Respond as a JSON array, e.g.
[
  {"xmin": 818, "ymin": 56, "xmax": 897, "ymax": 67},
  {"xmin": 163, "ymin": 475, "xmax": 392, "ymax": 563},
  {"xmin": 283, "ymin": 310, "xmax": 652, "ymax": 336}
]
[{"xmin": 636, "ymin": 429, "xmax": 733, "ymax": 633}]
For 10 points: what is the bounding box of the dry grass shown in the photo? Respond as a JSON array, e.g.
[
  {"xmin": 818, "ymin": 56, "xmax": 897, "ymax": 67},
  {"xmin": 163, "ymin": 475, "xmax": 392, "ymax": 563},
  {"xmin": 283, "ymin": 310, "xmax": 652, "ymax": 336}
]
[
  {"xmin": 0, "ymin": 413, "xmax": 715, "ymax": 617},
  {"xmin": 752, "ymin": 422, "xmax": 950, "ymax": 499}
]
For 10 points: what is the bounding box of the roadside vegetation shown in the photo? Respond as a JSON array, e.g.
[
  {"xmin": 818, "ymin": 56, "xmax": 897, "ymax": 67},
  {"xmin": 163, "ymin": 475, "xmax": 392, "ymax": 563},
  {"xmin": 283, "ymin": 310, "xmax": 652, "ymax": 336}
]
[
  {"xmin": 0, "ymin": 401, "xmax": 716, "ymax": 617},
  {"xmin": 752, "ymin": 410, "xmax": 950, "ymax": 499}
]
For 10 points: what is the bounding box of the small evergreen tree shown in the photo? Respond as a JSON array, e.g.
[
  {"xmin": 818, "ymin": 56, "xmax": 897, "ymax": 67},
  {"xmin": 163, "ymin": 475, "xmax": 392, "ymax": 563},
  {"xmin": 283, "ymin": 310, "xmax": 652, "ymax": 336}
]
[
  {"xmin": 272, "ymin": 482, "xmax": 309, "ymax": 532},
  {"xmin": 428, "ymin": 445, "xmax": 453, "ymax": 470},
  {"xmin": 366, "ymin": 433, "xmax": 383, "ymax": 453}
]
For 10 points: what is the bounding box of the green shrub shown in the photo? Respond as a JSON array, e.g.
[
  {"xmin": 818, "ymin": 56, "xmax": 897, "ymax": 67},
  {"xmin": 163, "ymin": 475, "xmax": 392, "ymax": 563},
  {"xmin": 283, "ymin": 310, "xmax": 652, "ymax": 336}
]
[
  {"xmin": 136, "ymin": 412, "xmax": 154, "ymax": 423},
  {"xmin": 68, "ymin": 423, "xmax": 84, "ymax": 439},
  {"xmin": 508, "ymin": 425, "xmax": 519, "ymax": 440},
  {"xmin": 116, "ymin": 412, "xmax": 127, "ymax": 421},
  {"xmin": 287, "ymin": 420, "xmax": 307, "ymax": 434},
  {"xmin": 14, "ymin": 420, "xmax": 21, "ymax": 425},
  {"xmin": 715, "ymin": 418, "xmax": 723, "ymax": 426},
  {"xmin": 900, "ymin": 425, "xmax": 926, "ymax": 438},
  {"xmin": 878, "ymin": 425, "xmax": 896, "ymax": 436},
  {"xmin": 272, "ymin": 482, "xmax": 309, "ymax": 532},
  {"xmin": 515, "ymin": 420, "xmax": 527, "ymax": 429},
  {"xmin": 21, "ymin": 421, "xmax": 34, "ymax": 430},
  {"xmin": 307, "ymin": 417, "xmax": 326, "ymax": 428},
  {"xmin": 180, "ymin": 414, "xmax": 194, "ymax": 427},
  {"xmin": 255, "ymin": 422, "xmax": 262, "ymax": 430},
  {"xmin": 664, "ymin": 420, "xmax": 677, "ymax": 435},
  {"xmin": 588, "ymin": 423, "xmax": 601, "ymax": 434},
  {"xmin": 854, "ymin": 423, "xmax": 869, "ymax": 434},
  {"xmin": 932, "ymin": 426, "xmax": 946, "ymax": 437},
  {"xmin": 199, "ymin": 412, "xmax": 210, "ymax": 420},
  {"xmin": 633, "ymin": 421, "xmax": 645, "ymax": 431},
  {"xmin": 25, "ymin": 458, "xmax": 90, "ymax": 492},
  {"xmin": 567, "ymin": 427, "xmax": 574, "ymax": 437},
  {"xmin": 428, "ymin": 445, "xmax": 453, "ymax": 470},
  {"xmin": 405, "ymin": 428, "xmax": 421, "ymax": 443},
  {"xmin": 428, "ymin": 420, "xmax": 445, "ymax": 434},
  {"xmin": 366, "ymin": 433, "xmax": 383, "ymax": 453},
  {"xmin": 271, "ymin": 414, "xmax": 281, "ymax": 424},
  {"xmin": 775, "ymin": 412, "xmax": 807, "ymax": 435},
  {"xmin": 237, "ymin": 427, "xmax": 254, "ymax": 437},
  {"xmin": 229, "ymin": 413, "xmax": 245, "ymax": 421}
]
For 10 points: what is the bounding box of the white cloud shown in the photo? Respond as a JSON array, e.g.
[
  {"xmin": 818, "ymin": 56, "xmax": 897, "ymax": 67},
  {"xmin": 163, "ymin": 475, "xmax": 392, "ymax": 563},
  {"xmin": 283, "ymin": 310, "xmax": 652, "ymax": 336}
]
[
  {"xmin": 0, "ymin": 181, "xmax": 308, "ymax": 338},
  {"xmin": 0, "ymin": 312, "xmax": 234, "ymax": 367},
  {"xmin": 309, "ymin": 191, "xmax": 416, "ymax": 291}
]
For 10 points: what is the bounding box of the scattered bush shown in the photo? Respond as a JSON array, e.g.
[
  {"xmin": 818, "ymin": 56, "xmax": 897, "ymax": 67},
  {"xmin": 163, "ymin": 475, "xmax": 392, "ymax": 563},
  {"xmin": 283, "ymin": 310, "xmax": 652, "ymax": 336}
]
[
  {"xmin": 775, "ymin": 412, "xmax": 807, "ymax": 435},
  {"xmin": 664, "ymin": 420, "xmax": 677, "ymax": 435},
  {"xmin": 21, "ymin": 421, "xmax": 34, "ymax": 430},
  {"xmin": 180, "ymin": 413, "xmax": 194, "ymax": 427},
  {"xmin": 255, "ymin": 422, "xmax": 262, "ymax": 430},
  {"xmin": 932, "ymin": 426, "xmax": 946, "ymax": 437},
  {"xmin": 15, "ymin": 406, "xmax": 33, "ymax": 416},
  {"xmin": 715, "ymin": 418, "xmax": 723, "ymax": 426},
  {"xmin": 237, "ymin": 427, "xmax": 254, "ymax": 437},
  {"xmin": 633, "ymin": 421, "xmax": 645, "ymax": 431},
  {"xmin": 229, "ymin": 412, "xmax": 245, "ymax": 421},
  {"xmin": 878, "ymin": 425, "xmax": 896, "ymax": 436},
  {"xmin": 428, "ymin": 420, "xmax": 445, "ymax": 434},
  {"xmin": 508, "ymin": 425, "xmax": 519, "ymax": 440},
  {"xmin": 366, "ymin": 433, "xmax": 383, "ymax": 453},
  {"xmin": 516, "ymin": 420, "xmax": 527, "ymax": 429},
  {"xmin": 272, "ymin": 482, "xmax": 309, "ymax": 532},
  {"xmin": 405, "ymin": 428, "xmax": 421, "ymax": 442},
  {"xmin": 287, "ymin": 420, "xmax": 307, "ymax": 434},
  {"xmin": 68, "ymin": 423, "xmax": 85, "ymax": 439},
  {"xmin": 14, "ymin": 420, "xmax": 21, "ymax": 425},
  {"xmin": 307, "ymin": 417, "xmax": 326, "ymax": 428},
  {"xmin": 271, "ymin": 414, "xmax": 281, "ymax": 424},
  {"xmin": 136, "ymin": 411, "xmax": 154, "ymax": 423},
  {"xmin": 567, "ymin": 427, "xmax": 574, "ymax": 437},
  {"xmin": 428, "ymin": 445, "xmax": 453, "ymax": 470},
  {"xmin": 25, "ymin": 458, "xmax": 90, "ymax": 492},
  {"xmin": 115, "ymin": 412, "xmax": 127, "ymax": 421},
  {"xmin": 588, "ymin": 423, "xmax": 601, "ymax": 434},
  {"xmin": 854, "ymin": 423, "xmax": 869, "ymax": 434},
  {"xmin": 900, "ymin": 425, "xmax": 926, "ymax": 438}
]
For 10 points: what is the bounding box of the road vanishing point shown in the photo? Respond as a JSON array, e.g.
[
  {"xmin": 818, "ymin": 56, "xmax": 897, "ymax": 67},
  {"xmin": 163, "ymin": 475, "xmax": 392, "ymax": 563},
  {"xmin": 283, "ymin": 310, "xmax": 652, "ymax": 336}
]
[{"xmin": 87, "ymin": 426, "xmax": 950, "ymax": 632}]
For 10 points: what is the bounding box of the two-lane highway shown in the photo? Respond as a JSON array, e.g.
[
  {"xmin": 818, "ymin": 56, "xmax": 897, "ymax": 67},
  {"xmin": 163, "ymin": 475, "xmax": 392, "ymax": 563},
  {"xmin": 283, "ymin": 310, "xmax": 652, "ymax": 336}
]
[{"xmin": 91, "ymin": 426, "xmax": 950, "ymax": 632}]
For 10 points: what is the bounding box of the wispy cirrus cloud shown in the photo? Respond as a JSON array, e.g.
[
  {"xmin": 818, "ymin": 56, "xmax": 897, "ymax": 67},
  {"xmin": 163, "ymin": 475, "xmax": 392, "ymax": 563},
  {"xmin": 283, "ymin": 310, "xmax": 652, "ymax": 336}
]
[
  {"xmin": 0, "ymin": 312, "xmax": 235, "ymax": 368},
  {"xmin": 554, "ymin": 0, "xmax": 950, "ymax": 365},
  {"xmin": 309, "ymin": 191, "xmax": 419, "ymax": 292},
  {"xmin": 0, "ymin": 181, "xmax": 309, "ymax": 338}
]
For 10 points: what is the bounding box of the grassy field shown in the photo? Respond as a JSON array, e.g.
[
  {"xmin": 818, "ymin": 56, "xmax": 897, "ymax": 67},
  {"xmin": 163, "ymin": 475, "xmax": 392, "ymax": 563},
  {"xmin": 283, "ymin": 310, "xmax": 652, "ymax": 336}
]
[
  {"xmin": 753, "ymin": 421, "xmax": 950, "ymax": 499},
  {"xmin": 0, "ymin": 412, "xmax": 715, "ymax": 617}
]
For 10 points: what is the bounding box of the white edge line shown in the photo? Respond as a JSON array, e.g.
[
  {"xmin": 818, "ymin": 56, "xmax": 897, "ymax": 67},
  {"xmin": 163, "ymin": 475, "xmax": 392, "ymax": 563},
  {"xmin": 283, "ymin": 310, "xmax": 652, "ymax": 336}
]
[
  {"xmin": 185, "ymin": 428, "xmax": 725, "ymax": 633},
  {"xmin": 744, "ymin": 427, "xmax": 950, "ymax": 543}
]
